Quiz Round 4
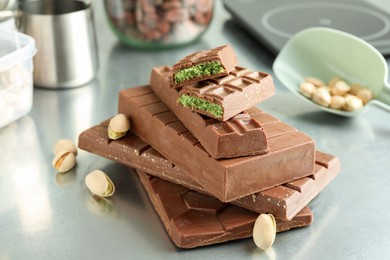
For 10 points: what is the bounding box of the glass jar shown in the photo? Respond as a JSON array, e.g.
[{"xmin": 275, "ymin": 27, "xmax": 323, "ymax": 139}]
[{"xmin": 104, "ymin": 0, "xmax": 214, "ymax": 49}]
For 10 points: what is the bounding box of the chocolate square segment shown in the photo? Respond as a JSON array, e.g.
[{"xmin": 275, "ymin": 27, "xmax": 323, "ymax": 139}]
[
  {"xmin": 178, "ymin": 66, "xmax": 275, "ymax": 121},
  {"xmin": 172, "ymin": 45, "xmax": 238, "ymax": 88},
  {"xmin": 150, "ymin": 66, "xmax": 269, "ymax": 159}
]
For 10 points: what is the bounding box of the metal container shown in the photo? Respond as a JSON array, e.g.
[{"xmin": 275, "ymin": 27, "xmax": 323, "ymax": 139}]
[{"xmin": 16, "ymin": 0, "xmax": 99, "ymax": 88}]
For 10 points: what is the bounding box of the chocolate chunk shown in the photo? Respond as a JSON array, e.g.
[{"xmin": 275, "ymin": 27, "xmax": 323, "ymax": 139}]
[
  {"xmin": 78, "ymin": 123, "xmax": 339, "ymax": 219},
  {"xmin": 150, "ymin": 65, "xmax": 269, "ymax": 159},
  {"xmin": 118, "ymin": 86, "xmax": 315, "ymax": 202},
  {"xmin": 177, "ymin": 66, "xmax": 275, "ymax": 121},
  {"xmin": 137, "ymin": 170, "xmax": 313, "ymax": 248},
  {"xmin": 172, "ymin": 45, "xmax": 238, "ymax": 88}
]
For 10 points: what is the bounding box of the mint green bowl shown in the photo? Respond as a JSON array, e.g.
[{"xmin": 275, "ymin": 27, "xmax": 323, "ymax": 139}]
[{"xmin": 273, "ymin": 27, "xmax": 390, "ymax": 117}]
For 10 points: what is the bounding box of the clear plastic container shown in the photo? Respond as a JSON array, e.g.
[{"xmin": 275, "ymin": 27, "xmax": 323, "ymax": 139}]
[
  {"xmin": 104, "ymin": 0, "xmax": 214, "ymax": 49},
  {"xmin": 0, "ymin": 29, "xmax": 36, "ymax": 129}
]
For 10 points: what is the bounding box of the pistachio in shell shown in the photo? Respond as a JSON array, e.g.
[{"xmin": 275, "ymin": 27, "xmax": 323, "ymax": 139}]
[
  {"xmin": 52, "ymin": 150, "xmax": 76, "ymax": 173},
  {"xmin": 53, "ymin": 139, "xmax": 78, "ymax": 155},
  {"xmin": 85, "ymin": 170, "xmax": 115, "ymax": 197},
  {"xmin": 253, "ymin": 214, "xmax": 276, "ymax": 250},
  {"xmin": 108, "ymin": 113, "xmax": 131, "ymax": 140}
]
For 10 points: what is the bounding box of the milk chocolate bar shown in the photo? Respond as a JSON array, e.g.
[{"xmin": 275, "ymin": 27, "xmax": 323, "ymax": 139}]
[
  {"xmin": 172, "ymin": 45, "xmax": 238, "ymax": 88},
  {"xmin": 177, "ymin": 66, "xmax": 275, "ymax": 121},
  {"xmin": 118, "ymin": 86, "xmax": 315, "ymax": 202},
  {"xmin": 78, "ymin": 122, "xmax": 339, "ymax": 219},
  {"xmin": 137, "ymin": 170, "xmax": 313, "ymax": 248},
  {"xmin": 234, "ymin": 152, "xmax": 340, "ymax": 219},
  {"xmin": 150, "ymin": 65, "xmax": 269, "ymax": 159}
]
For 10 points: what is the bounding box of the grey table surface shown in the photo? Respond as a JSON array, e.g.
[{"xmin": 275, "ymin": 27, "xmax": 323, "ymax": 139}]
[{"xmin": 1, "ymin": 1, "xmax": 390, "ymax": 259}]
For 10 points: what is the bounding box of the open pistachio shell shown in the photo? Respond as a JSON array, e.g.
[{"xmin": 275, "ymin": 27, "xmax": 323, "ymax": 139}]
[
  {"xmin": 253, "ymin": 214, "xmax": 276, "ymax": 250},
  {"xmin": 52, "ymin": 150, "xmax": 76, "ymax": 173},
  {"xmin": 85, "ymin": 170, "xmax": 115, "ymax": 197}
]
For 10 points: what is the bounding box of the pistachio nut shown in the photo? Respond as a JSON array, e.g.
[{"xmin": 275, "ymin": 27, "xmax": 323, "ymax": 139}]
[
  {"xmin": 330, "ymin": 80, "xmax": 351, "ymax": 96},
  {"xmin": 343, "ymin": 95, "xmax": 363, "ymax": 111},
  {"xmin": 330, "ymin": 95, "xmax": 346, "ymax": 110},
  {"xmin": 328, "ymin": 76, "xmax": 341, "ymax": 88},
  {"xmin": 108, "ymin": 113, "xmax": 131, "ymax": 140},
  {"xmin": 349, "ymin": 83, "xmax": 364, "ymax": 95},
  {"xmin": 253, "ymin": 214, "xmax": 276, "ymax": 250},
  {"xmin": 304, "ymin": 77, "xmax": 324, "ymax": 87},
  {"xmin": 85, "ymin": 170, "xmax": 115, "ymax": 197},
  {"xmin": 53, "ymin": 139, "xmax": 78, "ymax": 155},
  {"xmin": 312, "ymin": 87, "xmax": 331, "ymax": 107},
  {"xmin": 356, "ymin": 88, "xmax": 373, "ymax": 105},
  {"xmin": 300, "ymin": 76, "xmax": 371, "ymax": 112},
  {"xmin": 299, "ymin": 82, "xmax": 316, "ymax": 98},
  {"xmin": 52, "ymin": 150, "xmax": 76, "ymax": 173}
]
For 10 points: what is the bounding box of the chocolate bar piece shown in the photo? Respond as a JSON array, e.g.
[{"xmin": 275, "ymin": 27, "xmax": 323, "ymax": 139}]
[
  {"xmin": 118, "ymin": 86, "xmax": 315, "ymax": 202},
  {"xmin": 150, "ymin": 65, "xmax": 269, "ymax": 159},
  {"xmin": 78, "ymin": 122, "xmax": 339, "ymax": 219},
  {"xmin": 172, "ymin": 45, "xmax": 238, "ymax": 88},
  {"xmin": 234, "ymin": 152, "xmax": 340, "ymax": 219},
  {"xmin": 177, "ymin": 66, "xmax": 275, "ymax": 121},
  {"xmin": 137, "ymin": 170, "xmax": 313, "ymax": 248}
]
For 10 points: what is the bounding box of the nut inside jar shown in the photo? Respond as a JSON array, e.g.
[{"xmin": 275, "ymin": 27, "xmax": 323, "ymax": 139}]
[{"xmin": 104, "ymin": 0, "xmax": 214, "ymax": 48}]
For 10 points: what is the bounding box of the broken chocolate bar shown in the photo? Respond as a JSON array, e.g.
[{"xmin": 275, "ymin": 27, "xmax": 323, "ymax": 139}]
[
  {"xmin": 177, "ymin": 66, "xmax": 275, "ymax": 121},
  {"xmin": 172, "ymin": 45, "xmax": 238, "ymax": 88},
  {"xmin": 78, "ymin": 122, "xmax": 340, "ymax": 220},
  {"xmin": 150, "ymin": 65, "xmax": 269, "ymax": 159},
  {"xmin": 118, "ymin": 86, "xmax": 315, "ymax": 202},
  {"xmin": 137, "ymin": 170, "xmax": 313, "ymax": 248}
]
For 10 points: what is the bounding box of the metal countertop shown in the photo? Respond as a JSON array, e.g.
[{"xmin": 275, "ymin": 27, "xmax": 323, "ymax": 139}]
[{"xmin": 1, "ymin": 1, "xmax": 390, "ymax": 259}]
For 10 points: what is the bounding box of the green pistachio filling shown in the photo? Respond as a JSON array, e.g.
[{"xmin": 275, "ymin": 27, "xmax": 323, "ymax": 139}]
[
  {"xmin": 174, "ymin": 61, "xmax": 224, "ymax": 84},
  {"xmin": 178, "ymin": 94, "xmax": 223, "ymax": 119}
]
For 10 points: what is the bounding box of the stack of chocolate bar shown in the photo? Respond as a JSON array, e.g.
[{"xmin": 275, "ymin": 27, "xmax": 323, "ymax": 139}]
[{"xmin": 78, "ymin": 45, "xmax": 340, "ymax": 249}]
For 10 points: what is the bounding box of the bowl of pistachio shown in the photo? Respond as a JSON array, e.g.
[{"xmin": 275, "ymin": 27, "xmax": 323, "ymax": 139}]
[{"xmin": 273, "ymin": 27, "xmax": 390, "ymax": 117}]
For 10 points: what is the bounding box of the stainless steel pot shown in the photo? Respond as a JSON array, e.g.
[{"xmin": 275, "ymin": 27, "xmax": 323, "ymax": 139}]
[{"xmin": 1, "ymin": 0, "xmax": 99, "ymax": 89}]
